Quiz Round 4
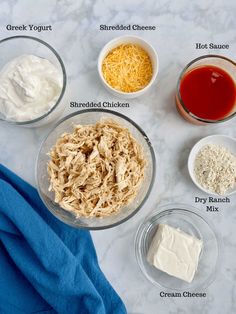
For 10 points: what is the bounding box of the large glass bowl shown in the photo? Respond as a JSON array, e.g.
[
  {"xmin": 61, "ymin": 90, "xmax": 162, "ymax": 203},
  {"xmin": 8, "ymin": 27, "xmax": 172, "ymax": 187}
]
[
  {"xmin": 36, "ymin": 109, "xmax": 156, "ymax": 230},
  {"xmin": 135, "ymin": 204, "xmax": 220, "ymax": 291},
  {"xmin": 0, "ymin": 35, "xmax": 66, "ymax": 127}
]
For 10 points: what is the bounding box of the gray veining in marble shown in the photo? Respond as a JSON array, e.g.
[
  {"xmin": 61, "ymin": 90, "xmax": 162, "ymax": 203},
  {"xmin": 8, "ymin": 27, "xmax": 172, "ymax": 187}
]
[{"xmin": 0, "ymin": 1, "xmax": 235, "ymax": 313}]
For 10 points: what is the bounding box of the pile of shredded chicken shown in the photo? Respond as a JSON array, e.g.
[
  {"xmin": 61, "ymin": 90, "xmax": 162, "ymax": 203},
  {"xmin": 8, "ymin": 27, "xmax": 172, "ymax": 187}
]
[{"xmin": 47, "ymin": 119, "xmax": 146, "ymax": 218}]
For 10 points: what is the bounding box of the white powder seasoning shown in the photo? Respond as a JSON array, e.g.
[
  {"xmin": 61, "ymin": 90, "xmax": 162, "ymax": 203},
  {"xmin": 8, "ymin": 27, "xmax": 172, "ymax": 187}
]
[{"xmin": 194, "ymin": 144, "xmax": 236, "ymax": 195}]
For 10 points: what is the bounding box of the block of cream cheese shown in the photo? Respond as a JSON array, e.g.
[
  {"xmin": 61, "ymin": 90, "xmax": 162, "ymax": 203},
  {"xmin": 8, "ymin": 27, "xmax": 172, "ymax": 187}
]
[{"xmin": 147, "ymin": 224, "xmax": 203, "ymax": 283}]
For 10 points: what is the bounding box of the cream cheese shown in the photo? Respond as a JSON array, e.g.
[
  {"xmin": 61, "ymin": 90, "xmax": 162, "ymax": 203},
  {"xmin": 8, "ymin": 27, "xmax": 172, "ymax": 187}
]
[
  {"xmin": 0, "ymin": 54, "xmax": 63, "ymax": 122},
  {"xmin": 147, "ymin": 224, "xmax": 203, "ymax": 283}
]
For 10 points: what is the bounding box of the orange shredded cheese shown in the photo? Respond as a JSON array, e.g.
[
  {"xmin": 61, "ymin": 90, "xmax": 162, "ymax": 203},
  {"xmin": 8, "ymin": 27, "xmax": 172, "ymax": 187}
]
[{"xmin": 102, "ymin": 43, "xmax": 153, "ymax": 93}]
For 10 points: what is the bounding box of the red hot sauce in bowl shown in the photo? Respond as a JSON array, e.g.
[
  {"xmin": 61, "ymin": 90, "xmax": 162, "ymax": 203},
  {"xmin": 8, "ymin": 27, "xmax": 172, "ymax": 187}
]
[{"xmin": 178, "ymin": 65, "xmax": 236, "ymax": 122}]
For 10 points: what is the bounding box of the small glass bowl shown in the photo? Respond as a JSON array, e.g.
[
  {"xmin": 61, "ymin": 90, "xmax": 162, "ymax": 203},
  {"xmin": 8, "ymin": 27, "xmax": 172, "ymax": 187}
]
[
  {"xmin": 176, "ymin": 55, "xmax": 236, "ymax": 125},
  {"xmin": 0, "ymin": 35, "xmax": 67, "ymax": 127},
  {"xmin": 135, "ymin": 204, "xmax": 220, "ymax": 291},
  {"xmin": 36, "ymin": 109, "xmax": 156, "ymax": 230}
]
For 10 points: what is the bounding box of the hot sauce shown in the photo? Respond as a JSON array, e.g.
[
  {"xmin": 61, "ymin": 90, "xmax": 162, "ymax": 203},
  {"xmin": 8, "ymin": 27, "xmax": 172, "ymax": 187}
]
[{"xmin": 179, "ymin": 65, "xmax": 236, "ymax": 121}]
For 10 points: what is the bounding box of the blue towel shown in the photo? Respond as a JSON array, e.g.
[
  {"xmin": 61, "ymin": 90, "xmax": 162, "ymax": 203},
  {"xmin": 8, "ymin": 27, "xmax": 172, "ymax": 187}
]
[{"xmin": 0, "ymin": 164, "xmax": 127, "ymax": 314}]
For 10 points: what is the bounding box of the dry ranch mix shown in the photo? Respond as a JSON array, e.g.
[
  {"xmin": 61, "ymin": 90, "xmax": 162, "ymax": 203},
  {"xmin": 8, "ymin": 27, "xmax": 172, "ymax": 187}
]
[
  {"xmin": 47, "ymin": 119, "xmax": 146, "ymax": 217},
  {"xmin": 194, "ymin": 144, "xmax": 236, "ymax": 195}
]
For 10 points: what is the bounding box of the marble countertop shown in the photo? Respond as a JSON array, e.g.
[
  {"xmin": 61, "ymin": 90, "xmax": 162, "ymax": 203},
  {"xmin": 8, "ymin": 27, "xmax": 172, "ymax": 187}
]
[{"xmin": 0, "ymin": 0, "xmax": 236, "ymax": 313}]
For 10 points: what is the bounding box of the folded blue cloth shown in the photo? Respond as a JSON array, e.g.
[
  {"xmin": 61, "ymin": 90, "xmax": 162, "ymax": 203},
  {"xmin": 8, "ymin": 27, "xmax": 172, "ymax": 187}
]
[{"xmin": 0, "ymin": 164, "xmax": 127, "ymax": 314}]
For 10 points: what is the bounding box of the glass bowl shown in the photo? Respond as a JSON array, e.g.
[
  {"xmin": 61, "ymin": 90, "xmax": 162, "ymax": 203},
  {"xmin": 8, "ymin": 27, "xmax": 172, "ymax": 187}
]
[
  {"xmin": 176, "ymin": 55, "xmax": 236, "ymax": 125},
  {"xmin": 135, "ymin": 204, "xmax": 220, "ymax": 291},
  {"xmin": 0, "ymin": 35, "xmax": 66, "ymax": 127},
  {"xmin": 36, "ymin": 109, "xmax": 156, "ymax": 230}
]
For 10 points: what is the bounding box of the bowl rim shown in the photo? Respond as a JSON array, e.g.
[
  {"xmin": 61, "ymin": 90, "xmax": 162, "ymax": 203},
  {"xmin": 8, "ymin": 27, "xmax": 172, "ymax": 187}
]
[
  {"xmin": 188, "ymin": 134, "xmax": 236, "ymax": 196},
  {"xmin": 97, "ymin": 35, "xmax": 159, "ymax": 96},
  {"xmin": 134, "ymin": 203, "xmax": 221, "ymax": 291},
  {"xmin": 36, "ymin": 108, "xmax": 156, "ymax": 230},
  {"xmin": 0, "ymin": 35, "xmax": 67, "ymax": 125},
  {"xmin": 176, "ymin": 54, "xmax": 236, "ymax": 124}
]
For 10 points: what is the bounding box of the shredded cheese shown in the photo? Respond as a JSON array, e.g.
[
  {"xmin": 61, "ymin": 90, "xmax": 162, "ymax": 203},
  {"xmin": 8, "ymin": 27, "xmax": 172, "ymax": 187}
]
[
  {"xmin": 194, "ymin": 144, "xmax": 236, "ymax": 195},
  {"xmin": 102, "ymin": 43, "xmax": 153, "ymax": 93}
]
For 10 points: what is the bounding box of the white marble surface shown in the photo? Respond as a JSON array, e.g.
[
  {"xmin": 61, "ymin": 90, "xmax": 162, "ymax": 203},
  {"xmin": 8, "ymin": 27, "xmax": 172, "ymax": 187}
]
[{"xmin": 0, "ymin": 0, "xmax": 236, "ymax": 313}]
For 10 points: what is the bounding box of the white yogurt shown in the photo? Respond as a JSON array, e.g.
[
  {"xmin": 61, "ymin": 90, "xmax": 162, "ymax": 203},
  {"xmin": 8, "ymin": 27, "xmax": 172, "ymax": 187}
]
[{"xmin": 0, "ymin": 54, "xmax": 63, "ymax": 122}]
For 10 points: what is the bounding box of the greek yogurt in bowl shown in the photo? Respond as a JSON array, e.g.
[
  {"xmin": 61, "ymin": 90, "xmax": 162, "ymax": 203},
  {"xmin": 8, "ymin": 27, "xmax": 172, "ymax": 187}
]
[
  {"xmin": 0, "ymin": 36, "xmax": 66, "ymax": 127},
  {"xmin": 0, "ymin": 54, "xmax": 63, "ymax": 122}
]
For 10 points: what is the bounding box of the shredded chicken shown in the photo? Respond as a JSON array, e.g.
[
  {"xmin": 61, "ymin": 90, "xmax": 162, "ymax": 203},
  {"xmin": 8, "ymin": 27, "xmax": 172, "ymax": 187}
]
[{"xmin": 47, "ymin": 119, "xmax": 146, "ymax": 218}]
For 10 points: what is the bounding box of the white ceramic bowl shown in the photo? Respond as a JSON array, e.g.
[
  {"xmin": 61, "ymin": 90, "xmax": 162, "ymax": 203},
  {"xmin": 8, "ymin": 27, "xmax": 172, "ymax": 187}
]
[
  {"xmin": 188, "ymin": 135, "xmax": 236, "ymax": 196},
  {"xmin": 98, "ymin": 35, "xmax": 158, "ymax": 99}
]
